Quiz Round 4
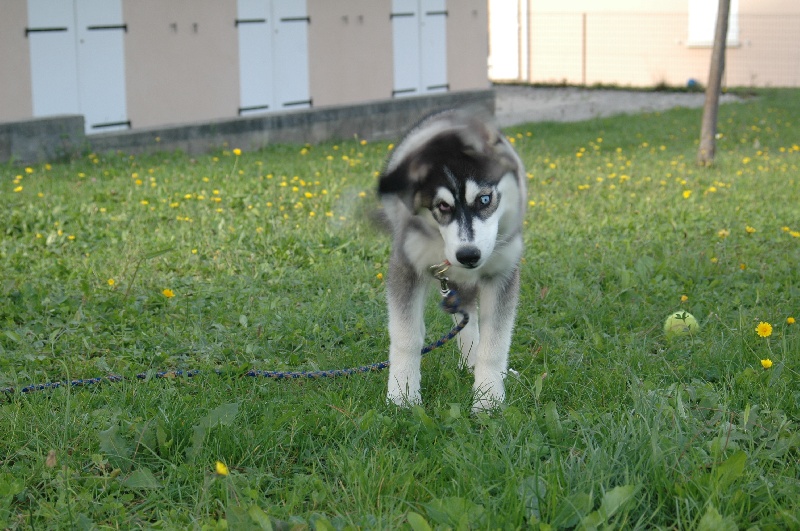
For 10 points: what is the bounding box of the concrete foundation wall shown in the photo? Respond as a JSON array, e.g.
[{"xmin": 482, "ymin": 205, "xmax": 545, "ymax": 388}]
[
  {"xmin": 0, "ymin": 115, "xmax": 85, "ymax": 165},
  {"xmin": 2, "ymin": 90, "xmax": 494, "ymax": 164}
]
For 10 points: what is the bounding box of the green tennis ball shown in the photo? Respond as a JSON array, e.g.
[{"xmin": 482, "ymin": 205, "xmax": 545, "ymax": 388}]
[{"xmin": 664, "ymin": 311, "xmax": 699, "ymax": 337}]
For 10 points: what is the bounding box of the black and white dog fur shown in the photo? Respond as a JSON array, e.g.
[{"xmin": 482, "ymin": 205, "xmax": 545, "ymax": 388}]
[{"xmin": 378, "ymin": 110, "xmax": 526, "ymax": 412}]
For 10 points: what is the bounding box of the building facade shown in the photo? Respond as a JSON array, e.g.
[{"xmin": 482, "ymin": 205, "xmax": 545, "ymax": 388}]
[
  {"xmin": 488, "ymin": 0, "xmax": 800, "ymax": 88},
  {"xmin": 0, "ymin": 0, "xmax": 489, "ymax": 133}
]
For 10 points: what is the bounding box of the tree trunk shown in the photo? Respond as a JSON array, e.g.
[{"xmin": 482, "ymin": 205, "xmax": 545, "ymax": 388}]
[{"xmin": 697, "ymin": 0, "xmax": 731, "ymax": 166}]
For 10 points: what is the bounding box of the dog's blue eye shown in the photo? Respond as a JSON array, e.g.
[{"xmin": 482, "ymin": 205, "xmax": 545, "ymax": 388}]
[{"xmin": 479, "ymin": 194, "xmax": 491, "ymax": 206}]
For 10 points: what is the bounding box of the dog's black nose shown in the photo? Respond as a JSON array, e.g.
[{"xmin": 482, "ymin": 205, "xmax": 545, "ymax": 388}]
[{"xmin": 456, "ymin": 247, "xmax": 481, "ymax": 268}]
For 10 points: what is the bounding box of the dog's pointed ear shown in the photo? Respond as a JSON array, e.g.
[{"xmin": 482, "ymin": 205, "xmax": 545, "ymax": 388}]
[
  {"xmin": 455, "ymin": 117, "xmax": 519, "ymax": 178},
  {"xmin": 378, "ymin": 165, "xmax": 406, "ymax": 196},
  {"xmin": 378, "ymin": 155, "xmax": 431, "ymax": 213}
]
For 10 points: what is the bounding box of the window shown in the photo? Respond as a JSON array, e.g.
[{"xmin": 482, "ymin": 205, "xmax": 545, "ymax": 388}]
[{"xmin": 688, "ymin": 0, "xmax": 739, "ymax": 47}]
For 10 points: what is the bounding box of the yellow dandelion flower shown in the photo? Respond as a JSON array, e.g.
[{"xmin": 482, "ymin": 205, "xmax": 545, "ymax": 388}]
[
  {"xmin": 760, "ymin": 359, "xmax": 773, "ymax": 369},
  {"xmin": 745, "ymin": 226, "xmax": 756, "ymax": 234},
  {"xmin": 790, "ymin": 231, "xmax": 800, "ymax": 238},
  {"xmin": 682, "ymin": 190, "xmax": 692, "ymax": 199},
  {"xmin": 358, "ymin": 191, "xmax": 367, "ymax": 198},
  {"xmin": 13, "ymin": 186, "xmax": 23, "ymax": 193},
  {"xmin": 680, "ymin": 295, "xmax": 689, "ymax": 302},
  {"xmin": 215, "ymin": 461, "xmax": 229, "ymax": 476},
  {"xmin": 232, "ymin": 148, "xmax": 242, "ymax": 156},
  {"xmin": 25, "ymin": 167, "xmax": 34, "ymax": 174},
  {"xmin": 787, "ymin": 317, "xmax": 796, "ymax": 325},
  {"xmin": 108, "ymin": 279, "xmax": 115, "ymax": 286},
  {"xmin": 755, "ymin": 322, "xmax": 772, "ymax": 338},
  {"xmin": 717, "ymin": 229, "xmax": 730, "ymax": 238},
  {"xmin": 162, "ymin": 289, "xmax": 175, "ymax": 298},
  {"xmin": 376, "ymin": 272, "xmax": 384, "ymax": 280}
]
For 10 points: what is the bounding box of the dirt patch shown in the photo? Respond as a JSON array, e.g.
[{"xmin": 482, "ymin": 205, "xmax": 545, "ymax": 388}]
[{"xmin": 494, "ymin": 85, "xmax": 741, "ymax": 128}]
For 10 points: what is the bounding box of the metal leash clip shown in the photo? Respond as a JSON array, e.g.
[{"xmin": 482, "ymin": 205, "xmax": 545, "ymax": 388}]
[{"xmin": 430, "ymin": 260, "xmax": 452, "ymax": 296}]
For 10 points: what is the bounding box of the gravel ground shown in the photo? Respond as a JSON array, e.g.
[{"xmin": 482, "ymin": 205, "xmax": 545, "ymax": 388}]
[{"xmin": 494, "ymin": 84, "xmax": 741, "ymax": 128}]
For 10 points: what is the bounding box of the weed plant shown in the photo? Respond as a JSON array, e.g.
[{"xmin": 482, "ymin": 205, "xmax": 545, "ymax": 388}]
[{"xmin": 1, "ymin": 90, "xmax": 799, "ymax": 529}]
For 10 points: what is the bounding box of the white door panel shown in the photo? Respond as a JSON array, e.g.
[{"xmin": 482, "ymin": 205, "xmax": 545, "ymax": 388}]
[
  {"xmin": 75, "ymin": 0, "xmax": 128, "ymax": 131},
  {"xmin": 392, "ymin": 0, "xmax": 421, "ymax": 96},
  {"xmin": 421, "ymin": 0, "xmax": 447, "ymax": 92},
  {"xmin": 237, "ymin": 0, "xmax": 273, "ymax": 114},
  {"xmin": 273, "ymin": 0, "xmax": 310, "ymax": 108},
  {"xmin": 27, "ymin": 0, "xmax": 80, "ymax": 117}
]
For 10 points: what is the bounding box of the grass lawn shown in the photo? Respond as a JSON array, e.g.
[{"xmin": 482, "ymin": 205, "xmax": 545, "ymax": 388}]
[{"xmin": 1, "ymin": 89, "xmax": 799, "ymax": 529}]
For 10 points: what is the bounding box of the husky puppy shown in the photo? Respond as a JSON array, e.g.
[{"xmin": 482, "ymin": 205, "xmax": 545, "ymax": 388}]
[{"xmin": 378, "ymin": 110, "xmax": 526, "ymax": 412}]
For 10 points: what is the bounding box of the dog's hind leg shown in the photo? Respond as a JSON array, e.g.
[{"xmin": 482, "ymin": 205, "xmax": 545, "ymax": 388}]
[
  {"xmin": 471, "ymin": 268, "xmax": 520, "ymax": 413},
  {"xmin": 386, "ymin": 259, "xmax": 429, "ymax": 407}
]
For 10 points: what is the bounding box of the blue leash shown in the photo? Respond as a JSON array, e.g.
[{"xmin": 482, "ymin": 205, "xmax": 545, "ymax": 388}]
[{"xmin": 1, "ymin": 288, "xmax": 467, "ymax": 396}]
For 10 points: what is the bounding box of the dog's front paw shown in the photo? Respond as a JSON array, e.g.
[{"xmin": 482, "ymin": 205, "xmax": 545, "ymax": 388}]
[
  {"xmin": 471, "ymin": 375, "xmax": 505, "ymax": 413},
  {"xmin": 387, "ymin": 373, "xmax": 422, "ymax": 407}
]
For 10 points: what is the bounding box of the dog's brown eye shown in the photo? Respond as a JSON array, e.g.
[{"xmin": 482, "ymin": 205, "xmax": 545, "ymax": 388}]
[{"xmin": 437, "ymin": 202, "xmax": 451, "ymax": 213}]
